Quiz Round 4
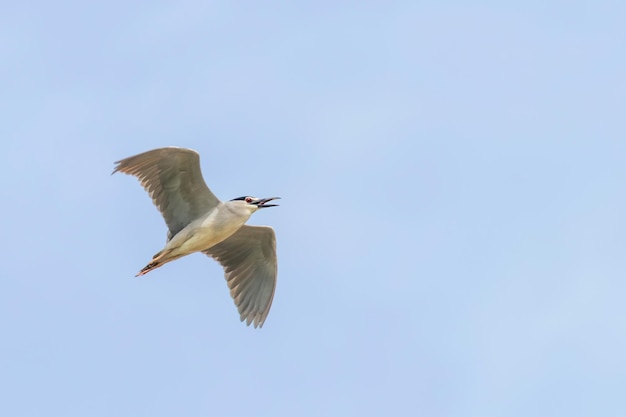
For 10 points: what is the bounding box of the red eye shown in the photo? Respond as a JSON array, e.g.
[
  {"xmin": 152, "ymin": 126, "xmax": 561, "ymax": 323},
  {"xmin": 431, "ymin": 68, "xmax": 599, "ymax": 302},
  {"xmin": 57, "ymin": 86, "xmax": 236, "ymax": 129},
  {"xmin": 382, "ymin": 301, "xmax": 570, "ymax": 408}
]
[{"xmin": 245, "ymin": 197, "xmax": 253, "ymax": 203}]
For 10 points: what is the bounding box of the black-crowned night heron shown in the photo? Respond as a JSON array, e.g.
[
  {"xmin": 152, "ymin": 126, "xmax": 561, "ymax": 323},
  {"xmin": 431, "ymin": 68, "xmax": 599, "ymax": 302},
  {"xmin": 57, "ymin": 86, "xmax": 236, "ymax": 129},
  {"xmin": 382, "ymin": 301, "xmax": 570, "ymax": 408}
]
[{"xmin": 113, "ymin": 147, "xmax": 280, "ymax": 328}]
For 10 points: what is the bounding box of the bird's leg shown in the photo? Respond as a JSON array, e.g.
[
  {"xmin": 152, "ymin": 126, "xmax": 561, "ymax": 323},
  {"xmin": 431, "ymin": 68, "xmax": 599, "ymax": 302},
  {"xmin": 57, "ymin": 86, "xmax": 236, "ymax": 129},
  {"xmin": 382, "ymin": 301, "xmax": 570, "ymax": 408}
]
[
  {"xmin": 135, "ymin": 248, "xmax": 179, "ymax": 277},
  {"xmin": 135, "ymin": 261, "xmax": 163, "ymax": 277}
]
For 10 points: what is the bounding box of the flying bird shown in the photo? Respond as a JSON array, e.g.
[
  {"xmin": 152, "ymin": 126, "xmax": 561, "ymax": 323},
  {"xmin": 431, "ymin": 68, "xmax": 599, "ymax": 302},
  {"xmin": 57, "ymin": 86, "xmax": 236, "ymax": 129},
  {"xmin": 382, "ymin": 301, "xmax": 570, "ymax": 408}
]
[{"xmin": 113, "ymin": 147, "xmax": 280, "ymax": 328}]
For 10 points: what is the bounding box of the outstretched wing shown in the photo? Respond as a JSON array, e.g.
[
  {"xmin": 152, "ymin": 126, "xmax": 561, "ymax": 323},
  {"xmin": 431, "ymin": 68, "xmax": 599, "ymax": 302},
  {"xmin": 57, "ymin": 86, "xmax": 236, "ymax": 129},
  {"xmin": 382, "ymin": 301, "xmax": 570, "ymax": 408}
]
[
  {"xmin": 113, "ymin": 147, "xmax": 220, "ymax": 240},
  {"xmin": 203, "ymin": 225, "xmax": 277, "ymax": 328}
]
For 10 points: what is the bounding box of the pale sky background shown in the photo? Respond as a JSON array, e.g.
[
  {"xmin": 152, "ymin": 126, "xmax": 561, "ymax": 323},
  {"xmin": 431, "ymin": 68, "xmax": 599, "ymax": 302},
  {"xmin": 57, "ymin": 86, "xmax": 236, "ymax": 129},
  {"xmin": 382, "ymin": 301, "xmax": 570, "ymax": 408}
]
[{"xmin": 1, "ymin": 2, "xmax": 625, "ymax": 416}]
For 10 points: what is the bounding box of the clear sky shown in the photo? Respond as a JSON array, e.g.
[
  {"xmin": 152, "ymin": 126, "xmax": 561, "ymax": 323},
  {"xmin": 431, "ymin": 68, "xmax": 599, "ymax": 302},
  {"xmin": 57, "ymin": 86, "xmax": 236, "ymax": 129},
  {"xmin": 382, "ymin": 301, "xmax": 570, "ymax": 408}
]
[{"xmin": 2, "ymin": 2, "xmax": 625, "ymax": 416}]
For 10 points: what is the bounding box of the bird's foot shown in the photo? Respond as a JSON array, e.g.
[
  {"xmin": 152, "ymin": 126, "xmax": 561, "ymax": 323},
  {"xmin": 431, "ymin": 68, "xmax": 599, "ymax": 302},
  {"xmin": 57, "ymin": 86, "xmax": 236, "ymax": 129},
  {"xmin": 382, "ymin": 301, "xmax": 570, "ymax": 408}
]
[{"xmin": 135, "ymin": 262, "xmax": 159, "ymax": 277}]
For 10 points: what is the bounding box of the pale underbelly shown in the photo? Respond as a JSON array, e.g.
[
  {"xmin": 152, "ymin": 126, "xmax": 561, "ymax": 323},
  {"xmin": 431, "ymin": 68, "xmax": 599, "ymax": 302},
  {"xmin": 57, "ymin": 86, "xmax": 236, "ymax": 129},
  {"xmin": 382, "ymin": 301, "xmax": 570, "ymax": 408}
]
[{"xmin": 165, "ymin": 222, "xmax": 242, "ymax": 256}]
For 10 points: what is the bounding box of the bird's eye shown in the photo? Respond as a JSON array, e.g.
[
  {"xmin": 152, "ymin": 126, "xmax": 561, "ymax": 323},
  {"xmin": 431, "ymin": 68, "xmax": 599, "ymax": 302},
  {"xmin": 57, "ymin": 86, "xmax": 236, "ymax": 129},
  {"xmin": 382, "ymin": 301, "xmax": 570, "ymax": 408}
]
[{"xmin": 245, "ymin": 197, "xmax": 253, "ymax": 203}]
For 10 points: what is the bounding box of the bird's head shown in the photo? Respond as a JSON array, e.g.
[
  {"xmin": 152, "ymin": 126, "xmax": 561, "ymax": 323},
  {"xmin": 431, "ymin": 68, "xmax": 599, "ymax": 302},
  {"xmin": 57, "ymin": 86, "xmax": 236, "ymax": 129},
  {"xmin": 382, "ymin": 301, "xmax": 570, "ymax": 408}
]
[{"xmin": 229, "ymin": 196, "xmax": 281, "ymax": 214}]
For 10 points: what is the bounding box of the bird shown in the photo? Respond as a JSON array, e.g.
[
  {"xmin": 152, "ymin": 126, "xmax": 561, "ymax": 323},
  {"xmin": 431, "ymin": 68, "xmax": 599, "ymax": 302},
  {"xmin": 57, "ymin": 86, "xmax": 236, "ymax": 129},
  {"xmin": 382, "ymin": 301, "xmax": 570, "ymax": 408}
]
[{"xmin": 113, "ymin": 147, "xmax": 280, "ymax": 328}]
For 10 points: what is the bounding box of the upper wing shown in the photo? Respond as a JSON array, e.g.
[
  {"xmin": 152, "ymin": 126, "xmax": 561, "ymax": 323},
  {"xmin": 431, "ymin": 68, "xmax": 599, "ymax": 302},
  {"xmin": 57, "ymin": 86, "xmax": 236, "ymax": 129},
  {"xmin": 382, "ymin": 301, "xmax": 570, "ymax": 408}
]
[
  {"xmin": 203, "ymin": 225, "xmax": 278, "ymax": 328},
  {"xmin": 113, "ymin": 147, "xmax": 220, "ymax": 239}
]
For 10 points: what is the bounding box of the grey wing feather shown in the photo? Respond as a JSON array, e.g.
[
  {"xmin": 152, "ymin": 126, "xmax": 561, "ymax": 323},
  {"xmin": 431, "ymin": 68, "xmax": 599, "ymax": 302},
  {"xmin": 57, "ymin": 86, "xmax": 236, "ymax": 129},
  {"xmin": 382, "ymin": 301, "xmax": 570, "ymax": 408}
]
[
  {"xmin": 113, "ymin": 147, "xmax": 220, "ymax": 239},
  {"xmin": 203, "ymin": 225, "xmax": 277, "ymax": 328}
]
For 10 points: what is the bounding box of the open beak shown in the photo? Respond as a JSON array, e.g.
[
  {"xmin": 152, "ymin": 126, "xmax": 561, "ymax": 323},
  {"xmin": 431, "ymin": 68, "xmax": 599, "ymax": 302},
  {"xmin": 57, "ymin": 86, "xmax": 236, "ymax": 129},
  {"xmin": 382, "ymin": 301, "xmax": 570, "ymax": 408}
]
[{"xmin": 256, "ymin": 196, "xmax": 281, "ymax": 208}]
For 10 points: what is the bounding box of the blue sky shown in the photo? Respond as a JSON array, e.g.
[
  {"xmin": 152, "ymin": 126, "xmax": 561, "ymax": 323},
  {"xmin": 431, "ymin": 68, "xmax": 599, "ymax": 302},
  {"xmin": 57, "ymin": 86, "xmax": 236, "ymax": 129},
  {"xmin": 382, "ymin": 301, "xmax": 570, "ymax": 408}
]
[{"xmin": 2, "ymin": 2, "xmax": 625, "ymax": 416}]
